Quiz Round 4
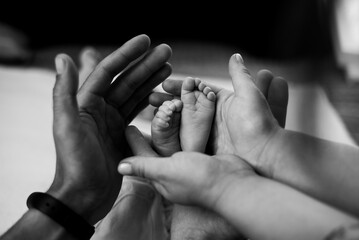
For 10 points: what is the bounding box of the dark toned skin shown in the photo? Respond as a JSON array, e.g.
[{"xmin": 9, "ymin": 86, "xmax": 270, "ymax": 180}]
[{"xmin": 0, "ymin": 34, "xmax": 172, "ymax": 240}]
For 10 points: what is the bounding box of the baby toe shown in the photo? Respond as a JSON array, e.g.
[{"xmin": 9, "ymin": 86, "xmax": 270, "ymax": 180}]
[
  {"xmin": 172, "ymin": 99, "xmax": 183, "ymax": 112},
  {"xmin": 159, "ymin": 103, "xmax": 173, "ymax": 116},
  {"xmin": 203, "ymin": 86, "xmax": 212, "ymax": 95},
  {"xmin": 207, "ymin": 91, "xmax": 216, "ymax": 102},
  {"xmin": 198, "ymin": 82, "xmax": 206, "ymax": 91}
]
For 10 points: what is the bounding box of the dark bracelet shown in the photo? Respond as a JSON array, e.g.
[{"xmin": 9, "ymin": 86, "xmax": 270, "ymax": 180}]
[{"xmin": 27, "ymin": 192, "xmax": 95, "ymax": 240}]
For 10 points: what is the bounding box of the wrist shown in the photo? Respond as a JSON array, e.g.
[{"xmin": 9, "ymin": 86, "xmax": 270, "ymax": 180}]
[
  {"xmin": 205, "ymin": 164, "xmax": 256, "ymax": 211},
  {"xmin": 255, "ymin": 126, "xmax": 285, "ymax": 178},
  {"xmin": 46, "ymin": 187, "xmax": 95, "ymax": 225},
  {"xmin": 27, "ymin": 192, "xmax": 95, "ymax": 239},
  {"xmin": 209, "ymin": 172, "xmax": 262, "ymax": 221}
]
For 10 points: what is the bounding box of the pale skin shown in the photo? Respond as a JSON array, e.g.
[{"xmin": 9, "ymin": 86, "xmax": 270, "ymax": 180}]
[
  {"xmin": 119, "ymin": 126, "xmax": 359, "ymax": 240},
  {"xmin": 151, "ymin": 53, "xmax": 359, "ymax": 218},
  {"xmin": 0, "ymin": 34, "xmax": 172, "ymax": 240},
  {"xmin": 150, "ymin": 59, "xmax": 288, "ymax": 240},
  {"xmin": 151, "ymin": 99, "xmax": 182, "ymax": 157},
  {"xmin": 151, "ymin": 77, "xmax": 242, "ymax": 240},
  {"xmin": 151, "ymin": 76, "xmax": 216, "ymax": 156}
]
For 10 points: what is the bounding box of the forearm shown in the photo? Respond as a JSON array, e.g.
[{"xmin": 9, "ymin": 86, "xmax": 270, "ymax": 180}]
[
  {"xmin": 1, "ymin": 189, "xmax": 97, "ymax": 240},
  {"xmin": 0, "ymin": 210, "xmax": 77, "ymax": 240},
  {"xmin": 211, "ymin": 174, "xmax": 358, "ymax": 240},
  {"xmin": 261, "ymin": 128, "xmax": 359, "ymax": 216}
]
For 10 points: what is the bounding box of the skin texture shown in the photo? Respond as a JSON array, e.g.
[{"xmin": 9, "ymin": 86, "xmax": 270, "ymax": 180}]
[
  {"xmin": 151, "ymin": 99, "xmax": 183, "ymax": 157},
  {"xmin": 49, "ymin": 35, "xmax": 172, "ymax": 224},
  {"xmin": 148, "ymin": 55, "xmax": 288, "ymax": 240},
  {"xmin": 151, "ymin": 77, "xmax": 240, "ymax": 240},
  {"xmin": 151, "ymin": 77, "xmax": 216, "ymax": 155},
  {"xmin": 152, "ymin": 54, "xmax": 359, "ymax": 217},
  {"xmin": 0, "ymin": 34, "xmax": 172, "ymax": 240},
  {"xmin": 119, "ymin": 126, "xmax": 359, "ymax": 240},
  {"xmin": 150, "ymin": 54, "xmax": 288, "ymax": 173}
]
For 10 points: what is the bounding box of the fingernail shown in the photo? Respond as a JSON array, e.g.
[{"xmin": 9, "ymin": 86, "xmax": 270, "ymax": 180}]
[
  {"xmin": 55, "ymin": 56, "xmax": 65, "ymax": 74},
  {"xmin": 234, "ymin": 53, "xmax": 244, "ymax": 64},
  {"xmin": 118, "ymin": 163, "xmax": 133, "ymax": 175}
]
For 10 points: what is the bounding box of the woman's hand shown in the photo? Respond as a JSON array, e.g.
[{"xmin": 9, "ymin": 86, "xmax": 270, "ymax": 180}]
[
  {"xmin": 150, "ymin": 54, "xmax": 288, "ymax": 175},
  {"xmin": 119, "ymin": 126, "xmax": 255, "ymax": 209}
]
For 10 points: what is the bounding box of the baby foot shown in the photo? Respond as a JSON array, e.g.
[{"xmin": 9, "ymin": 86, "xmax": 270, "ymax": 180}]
[
  {"xmin": 151, "ymin": 99, "xmax": 183, "ymax": 157},
  {"xmin": 180, "ymin": 77, "xmax": 216, "ymax": 152}
]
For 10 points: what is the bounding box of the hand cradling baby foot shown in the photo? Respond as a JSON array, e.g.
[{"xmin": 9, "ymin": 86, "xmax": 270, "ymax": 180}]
[
  {"xmin": 151, "ymin": 77, "xmax": 242, "ymax": 240},
  {"xmin": 151, "ymin": 77, "xmax": 216, "ymax": 155}
]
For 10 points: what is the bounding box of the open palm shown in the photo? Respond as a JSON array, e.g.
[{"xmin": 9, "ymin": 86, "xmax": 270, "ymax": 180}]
[{"xmin": 49, "ymin": 35, "xmax": 172, "ymax": 224}]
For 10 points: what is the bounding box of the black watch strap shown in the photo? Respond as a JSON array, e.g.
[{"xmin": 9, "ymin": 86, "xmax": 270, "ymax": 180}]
[{"xmin": 27, "ymin": 192, "xmax": 95, "ymax": 240}]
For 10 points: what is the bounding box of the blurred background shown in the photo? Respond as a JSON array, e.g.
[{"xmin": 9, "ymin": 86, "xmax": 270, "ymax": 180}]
[
  {"xmin": 1, "ymin": 0, "xmax": 359, "ymax": 139},
  {"xmin": 0, "ymin": 0, "xmax": 359, "ymax": 234},
  {"xmin": 0, "ymin": 0, "xmax": 333, "ymax": 62}
]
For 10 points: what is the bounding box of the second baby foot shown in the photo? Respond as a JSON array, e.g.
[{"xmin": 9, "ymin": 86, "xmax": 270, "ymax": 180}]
[{"xmin": 151, "ymin": 99, "xmax": 183, "ymax": 157}]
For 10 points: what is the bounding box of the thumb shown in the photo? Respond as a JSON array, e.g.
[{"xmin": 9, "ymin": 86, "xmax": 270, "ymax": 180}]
[
  {"xmin": 118, "ymin": 156, "xmax": 168, "ymax": 180},
  {"xmin": 53, "ymin": 54, "xmax": 80, "ymax": 134},
  {"xmin": 229, "ymin": 53, "xmax": 255, "ymax": 96}
]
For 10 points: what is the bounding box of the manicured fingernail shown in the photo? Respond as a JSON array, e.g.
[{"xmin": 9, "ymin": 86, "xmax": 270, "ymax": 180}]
[
  {"xmin": 55, "ymin": 56, "xmax": 65, "ymax": 74},
  {"xmin": 234, "ymin": 53, "xmax": 243, "ymax": 63},
  {"xmin": 118, "ymin": 163, "xmax": 133, "ymax": 175}
]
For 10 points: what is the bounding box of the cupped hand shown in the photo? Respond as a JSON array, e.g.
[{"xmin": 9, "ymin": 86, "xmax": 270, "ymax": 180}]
[
  {"xmin": 150, "ymin": 54, "xmax": 288, "ymax": 175},
  {"xmin": 119, "ymin": 126, "xmax": 254, "ymax": 209},
  {"xmin": 48, "ymin": 35, "xmax": 172, "ymax": 224},
  {"xmin": 210, "ymin": 54, "xmax": 281, "ymax": 171}
]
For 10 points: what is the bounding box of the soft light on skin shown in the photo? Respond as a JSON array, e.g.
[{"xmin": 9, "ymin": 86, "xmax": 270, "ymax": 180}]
[{"xmin": 118, "ymin": 163, "xmax": 133, "ymax": 175}]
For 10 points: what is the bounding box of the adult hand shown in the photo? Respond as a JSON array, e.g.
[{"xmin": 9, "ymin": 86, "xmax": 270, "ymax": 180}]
[
  {"xmin": 78, "ymin": 46, "xmax": 102, "ymax": 87},
  {"xmin": 150, "ymin": 54, "xmax": 288, "ymax": 175},
  {"xmin": 48, "ymin": 34, "xmax": 172, "ymax": 225},
  {"xmin": 119, "ymin": 126, "xmax": 254, "ymax": 209},
  {"xmin": 211, "ymin": 54, "xmax": 283, "ymax": 172}
]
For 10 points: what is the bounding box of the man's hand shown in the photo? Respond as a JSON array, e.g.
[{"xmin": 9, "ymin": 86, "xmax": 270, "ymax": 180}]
[{"xmin": 48, "ymin": 34, "xmax": 172, "ymax": 225}]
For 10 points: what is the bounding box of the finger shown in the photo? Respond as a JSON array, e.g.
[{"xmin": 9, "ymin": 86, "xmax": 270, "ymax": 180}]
[
  {"xmin": 53, "ymin": 54, "xmax": 80, "ymax": 134},
  {"xmin": 118, "ymin": 156, "xmax": 168, "ymax": 180},
  {"xmin": 149, "ymin": 92, "xmax": 177, "ymax": 107},
  {"xmin": 228, "ymin": 53, "xmax": 255, "ymax": 96},
  {"xmin": 162, "ymin": 78, "xmax": 183, "ymax": 96},
  {"xmin": 106, "ymin": 44, "xmax": 172, "ymax": 108},
  {"xmin": 79, "ymin": 46, "xmax": 102, "ymax": 87},
  {"xmin": 125, "ymin": 125, "xmax": 158, "ymax": 157},
  {"xmin": 120, "ymin": 63, "xmax": 172, "ymax": 119},
  {"xmin": 255, "ymin": 69, "xmax": 274, "ymax": 99},
  {"xmin": 126, "ymin": 95, "xmax": 151, "ymax": 123},
  {"xmin": 268, "ymin": 76, "xmax": 289, "ymax": 128},
  {"xmin": 79, "ymin": 34, "xmax": 151, "ymax": 96}
]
